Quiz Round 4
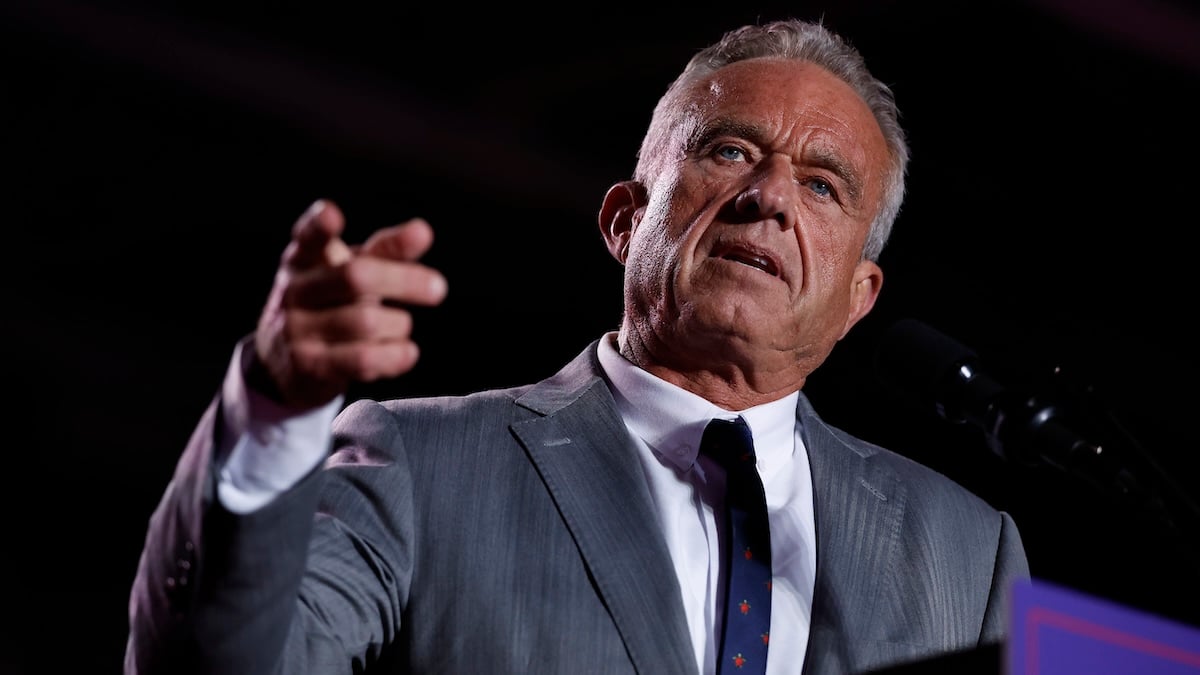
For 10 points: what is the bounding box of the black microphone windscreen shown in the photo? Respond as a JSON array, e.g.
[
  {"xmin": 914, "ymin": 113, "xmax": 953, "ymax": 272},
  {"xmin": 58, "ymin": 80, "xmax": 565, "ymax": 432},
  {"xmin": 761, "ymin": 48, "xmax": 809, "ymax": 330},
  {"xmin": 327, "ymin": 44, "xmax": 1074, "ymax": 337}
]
[{"xmin": 874, "ymin": 318, "xmax": 979, "ymax": 406}]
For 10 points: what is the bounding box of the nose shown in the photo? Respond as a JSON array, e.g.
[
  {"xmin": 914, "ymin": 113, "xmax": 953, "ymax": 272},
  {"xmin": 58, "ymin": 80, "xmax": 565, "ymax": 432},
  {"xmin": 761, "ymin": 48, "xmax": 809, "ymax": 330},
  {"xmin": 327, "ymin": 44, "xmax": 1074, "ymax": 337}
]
[{"xmin": 733, "ymin": 155, "xmax": 795, "ymax": 230}]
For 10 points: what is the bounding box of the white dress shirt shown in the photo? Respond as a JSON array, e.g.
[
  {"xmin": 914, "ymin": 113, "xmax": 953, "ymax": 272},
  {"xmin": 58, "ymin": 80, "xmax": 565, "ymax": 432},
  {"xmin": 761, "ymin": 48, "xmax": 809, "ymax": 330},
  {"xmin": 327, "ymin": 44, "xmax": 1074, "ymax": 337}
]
[
  {"xmin": 596, "ymin": 333, "xmax": 816, "ymax": 675},
  {"xmin": 217, "ymin": 333, "xmax": 817, "ymax": 674}
]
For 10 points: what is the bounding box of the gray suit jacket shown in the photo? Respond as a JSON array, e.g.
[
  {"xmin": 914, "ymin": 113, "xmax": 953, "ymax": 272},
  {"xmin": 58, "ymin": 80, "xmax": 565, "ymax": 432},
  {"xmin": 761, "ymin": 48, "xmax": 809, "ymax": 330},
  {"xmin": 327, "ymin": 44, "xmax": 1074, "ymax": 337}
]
[{"xmin": 125, "ymin": 339, "xmax": 1029, "ymax": 675}]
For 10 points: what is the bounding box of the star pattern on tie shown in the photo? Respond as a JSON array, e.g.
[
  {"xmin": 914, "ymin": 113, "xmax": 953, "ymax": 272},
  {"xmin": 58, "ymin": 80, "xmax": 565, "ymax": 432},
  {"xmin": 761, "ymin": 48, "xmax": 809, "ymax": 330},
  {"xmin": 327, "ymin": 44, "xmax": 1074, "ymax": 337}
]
[{"xmin": 701, "ymin": 416, "xmax": 772, "ymax": 675}]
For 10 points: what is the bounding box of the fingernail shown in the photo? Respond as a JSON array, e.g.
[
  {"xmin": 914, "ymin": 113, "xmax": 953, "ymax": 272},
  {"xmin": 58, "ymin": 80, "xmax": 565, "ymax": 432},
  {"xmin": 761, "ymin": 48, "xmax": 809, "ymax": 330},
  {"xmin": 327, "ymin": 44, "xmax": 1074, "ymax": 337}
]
[{"xmin": 430, "ymin": 274, "xmax": 448, "ymax": 298}]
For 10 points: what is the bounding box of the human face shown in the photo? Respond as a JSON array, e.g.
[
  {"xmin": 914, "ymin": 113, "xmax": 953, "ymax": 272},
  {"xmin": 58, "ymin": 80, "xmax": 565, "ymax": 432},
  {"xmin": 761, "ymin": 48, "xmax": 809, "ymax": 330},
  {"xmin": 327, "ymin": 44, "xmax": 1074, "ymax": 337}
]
[{"xmin": 602, "ymin": 58, "xmax": 891, "ymax": 401}]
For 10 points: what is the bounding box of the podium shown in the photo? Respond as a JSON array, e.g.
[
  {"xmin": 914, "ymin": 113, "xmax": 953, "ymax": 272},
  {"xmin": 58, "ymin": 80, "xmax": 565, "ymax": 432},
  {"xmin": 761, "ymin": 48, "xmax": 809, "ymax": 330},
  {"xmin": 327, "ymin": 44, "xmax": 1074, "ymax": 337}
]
[
  {"xmin": 1006, "ymin": 578, "xmax": 1200, "ymax": 674},
  {"xmin": 866, "ymin": 578, "xmax": 1200, "ymax": 674}
]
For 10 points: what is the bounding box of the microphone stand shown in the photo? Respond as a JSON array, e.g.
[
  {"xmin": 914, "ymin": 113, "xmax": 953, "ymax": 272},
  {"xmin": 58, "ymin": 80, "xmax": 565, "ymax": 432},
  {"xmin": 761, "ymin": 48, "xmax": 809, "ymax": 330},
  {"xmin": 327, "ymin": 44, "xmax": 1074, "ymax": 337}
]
[
  {"xmin": 1033, "ymin": 365, "xmax": 1200, "ymax": 572},
  {"xmin": 941, "ymin": 351, "xmax": 1200, "ymax": 581},
  {"xmin": 876, "ymin": 318, "xmax": 1200, "ymax": 577}
]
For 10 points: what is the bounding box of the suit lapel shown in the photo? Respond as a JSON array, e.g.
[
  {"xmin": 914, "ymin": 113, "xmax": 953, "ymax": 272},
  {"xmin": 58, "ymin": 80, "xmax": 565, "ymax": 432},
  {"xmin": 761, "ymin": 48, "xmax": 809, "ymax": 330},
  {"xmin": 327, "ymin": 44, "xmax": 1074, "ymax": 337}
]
[
  {"xmin": 511, "ymin": 344, "xmax": 697, "ymax": 675},
  {"xmin": 799, "ymin": 396, "xmax": 907, "ymax": 673},
  {"xmin": 509, "ymin": 345, "xmax": 910, "ymax": 674}
]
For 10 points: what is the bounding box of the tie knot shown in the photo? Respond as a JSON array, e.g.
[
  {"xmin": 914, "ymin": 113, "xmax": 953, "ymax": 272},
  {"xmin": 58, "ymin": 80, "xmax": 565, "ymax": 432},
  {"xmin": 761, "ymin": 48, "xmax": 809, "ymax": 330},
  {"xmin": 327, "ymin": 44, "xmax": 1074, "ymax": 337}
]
[{"xmin": 700, "ymin": 417, "xmax": 757, "ymax": 472}]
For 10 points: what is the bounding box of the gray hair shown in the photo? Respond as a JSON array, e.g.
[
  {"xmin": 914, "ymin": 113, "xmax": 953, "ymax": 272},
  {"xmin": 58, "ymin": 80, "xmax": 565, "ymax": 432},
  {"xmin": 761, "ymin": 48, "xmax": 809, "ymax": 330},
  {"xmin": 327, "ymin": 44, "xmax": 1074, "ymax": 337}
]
[{"xmin": 635, "ymin": 19, "xmax": 909, "ymax": 262}]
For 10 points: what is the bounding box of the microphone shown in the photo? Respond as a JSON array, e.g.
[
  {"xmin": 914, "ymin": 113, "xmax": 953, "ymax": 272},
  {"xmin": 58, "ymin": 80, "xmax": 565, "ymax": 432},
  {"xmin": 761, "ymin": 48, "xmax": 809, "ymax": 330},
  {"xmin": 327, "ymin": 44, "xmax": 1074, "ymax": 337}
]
[{"xmin": 873, "ymin": 317, "xmax": 1140, "ymax": 498}]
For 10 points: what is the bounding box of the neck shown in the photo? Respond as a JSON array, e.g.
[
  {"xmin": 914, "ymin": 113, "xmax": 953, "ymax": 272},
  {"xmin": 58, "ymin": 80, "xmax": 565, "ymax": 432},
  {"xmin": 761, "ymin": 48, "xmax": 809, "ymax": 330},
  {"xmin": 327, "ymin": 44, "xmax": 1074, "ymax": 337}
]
[{"xmin": 616, "ymin": 326, "xmax": 808, "ymax": 411}]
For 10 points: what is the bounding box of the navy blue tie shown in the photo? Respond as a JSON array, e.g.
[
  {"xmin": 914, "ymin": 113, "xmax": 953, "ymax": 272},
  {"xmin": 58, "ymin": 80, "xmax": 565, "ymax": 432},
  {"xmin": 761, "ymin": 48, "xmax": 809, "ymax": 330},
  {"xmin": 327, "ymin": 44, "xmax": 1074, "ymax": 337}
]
[{"xmin": 701, "ymin": 416, "xmax": 772, "ymax": 674}]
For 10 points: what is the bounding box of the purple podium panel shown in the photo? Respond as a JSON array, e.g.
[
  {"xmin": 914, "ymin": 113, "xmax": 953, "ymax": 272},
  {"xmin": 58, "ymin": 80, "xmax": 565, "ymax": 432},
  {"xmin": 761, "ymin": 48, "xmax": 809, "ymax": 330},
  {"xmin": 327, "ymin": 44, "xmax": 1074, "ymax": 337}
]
[{"xmin": 1007, "ymin": 578, "xmax": 1200, "ymax": 674}]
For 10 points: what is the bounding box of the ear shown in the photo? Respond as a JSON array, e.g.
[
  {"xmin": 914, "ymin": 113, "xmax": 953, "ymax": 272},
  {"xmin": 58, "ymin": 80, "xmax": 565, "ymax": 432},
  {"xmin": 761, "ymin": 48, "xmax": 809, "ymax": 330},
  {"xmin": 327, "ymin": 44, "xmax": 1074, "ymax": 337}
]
[
  {"xmin": 598, "ymin": 180, "xmax": 646, "ymax": 264},
  {"xmin": 839, "ymin": 260, "xmax": 883, "ymax": 340}
]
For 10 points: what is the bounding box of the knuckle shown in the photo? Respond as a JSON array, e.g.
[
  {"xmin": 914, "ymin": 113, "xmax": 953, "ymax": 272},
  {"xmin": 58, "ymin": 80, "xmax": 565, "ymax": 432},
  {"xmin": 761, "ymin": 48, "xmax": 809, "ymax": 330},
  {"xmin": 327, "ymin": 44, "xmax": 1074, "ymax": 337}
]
[
  {"xmin": 350, "ymin": 348, "xmax": 375, "ymax": 377},
  {"xmin": 291, "ymin": 341, "xmax": 323, "ymax": 376},
  {"xmin": 340, "ymin": 258, "xmax": 372, "ymax": 294},
  {"xmin": 349, "ymin": 307, "xmax": 378, "ymax": 336},
  {"xmin": 280, "ymin": 313, "xmax": 305, "ymax": 340}
]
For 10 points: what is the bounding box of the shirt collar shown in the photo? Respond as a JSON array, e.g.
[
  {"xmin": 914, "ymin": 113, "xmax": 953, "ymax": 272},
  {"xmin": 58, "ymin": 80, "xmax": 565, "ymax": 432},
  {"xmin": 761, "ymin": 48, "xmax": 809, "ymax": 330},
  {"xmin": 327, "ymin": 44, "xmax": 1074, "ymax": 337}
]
[{"xmin": 596, "ymin": 332, "xmax": 799, "ymax": 473}]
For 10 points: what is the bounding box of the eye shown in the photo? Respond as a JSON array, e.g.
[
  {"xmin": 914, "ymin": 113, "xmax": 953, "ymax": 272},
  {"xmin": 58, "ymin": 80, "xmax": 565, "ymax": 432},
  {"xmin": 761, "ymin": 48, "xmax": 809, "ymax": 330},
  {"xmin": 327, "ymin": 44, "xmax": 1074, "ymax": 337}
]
[
  {"xmin": 802, "ymin": 176, "xmax": 834, "ymax": 199},
  {"xmin": 715, "ymin": 144, "xmax": 748, "ymax": 162}
]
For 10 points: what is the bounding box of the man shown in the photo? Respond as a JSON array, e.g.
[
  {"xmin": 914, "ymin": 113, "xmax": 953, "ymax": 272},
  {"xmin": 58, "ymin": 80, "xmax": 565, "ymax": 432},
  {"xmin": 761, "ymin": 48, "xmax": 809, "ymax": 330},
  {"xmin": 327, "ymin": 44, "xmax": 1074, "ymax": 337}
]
[{"xmin": 125, "ymin": 17, "xmax": 1029, "ymax": 675}]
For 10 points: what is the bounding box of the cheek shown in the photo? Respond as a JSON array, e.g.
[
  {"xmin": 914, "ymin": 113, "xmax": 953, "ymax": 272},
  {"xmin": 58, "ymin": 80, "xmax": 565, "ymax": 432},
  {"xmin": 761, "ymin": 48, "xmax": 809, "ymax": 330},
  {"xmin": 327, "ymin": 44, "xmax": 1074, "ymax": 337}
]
[
  {"xmin": 798, "ymin": 218, "xmax": 868, "ymax": 300},
  {"xmin": 627, "ymin": 227, "xmax": 675, "ymax": 293},
  {"xmin": 640, "ymin": 174, "xmax": 682, "ymax": 224},
  {"xmin": 630, "ymin": 182, "xmax": 685, "ymax": 256},
  {"xmin": 625, "ymin": 190, "xmax": 692, "ymax": 304}
]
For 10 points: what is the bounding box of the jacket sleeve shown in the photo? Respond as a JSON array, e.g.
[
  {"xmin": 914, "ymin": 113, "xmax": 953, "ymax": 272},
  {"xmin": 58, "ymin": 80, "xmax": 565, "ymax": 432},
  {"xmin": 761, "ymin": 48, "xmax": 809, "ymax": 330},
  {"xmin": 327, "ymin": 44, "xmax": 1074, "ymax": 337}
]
[
  {"xmin": 979, "ymin": 510, "xmax": 1030, "ymax": 645},
  {"xmin": 124, "ymin": 385, "xmax": 416, "ymax": 675},
  {"xmin": 123, "ymin": 386, "xmax": 326, "ymax": 674}
]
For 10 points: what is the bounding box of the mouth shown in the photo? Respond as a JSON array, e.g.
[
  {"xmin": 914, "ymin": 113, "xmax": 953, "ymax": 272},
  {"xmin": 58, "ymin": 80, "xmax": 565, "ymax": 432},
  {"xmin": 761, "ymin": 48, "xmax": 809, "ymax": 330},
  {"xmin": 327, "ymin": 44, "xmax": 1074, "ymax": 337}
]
[{"xmin": 711, "ymin": 243, "xmax": 780, "ymax": 278}]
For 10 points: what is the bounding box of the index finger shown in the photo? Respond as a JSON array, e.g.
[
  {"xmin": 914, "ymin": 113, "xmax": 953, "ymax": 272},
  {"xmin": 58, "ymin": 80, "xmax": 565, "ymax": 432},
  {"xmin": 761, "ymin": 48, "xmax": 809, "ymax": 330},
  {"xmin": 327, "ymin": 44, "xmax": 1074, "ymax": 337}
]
[
  {"xmin": 360, "ymin": 218, "xmax": 435, "ymax": 262},
  {"xmin": 287, "ymin": 199, "xmax": 349, "ymax": 269}
]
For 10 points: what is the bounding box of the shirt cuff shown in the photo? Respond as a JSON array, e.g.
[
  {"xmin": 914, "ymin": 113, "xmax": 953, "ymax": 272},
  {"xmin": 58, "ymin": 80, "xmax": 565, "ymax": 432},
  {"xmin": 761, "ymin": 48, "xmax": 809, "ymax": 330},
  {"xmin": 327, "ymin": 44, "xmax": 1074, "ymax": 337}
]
[{"xmin": 216, "ymin": 339, "xmax": 343, "ymax": 514}]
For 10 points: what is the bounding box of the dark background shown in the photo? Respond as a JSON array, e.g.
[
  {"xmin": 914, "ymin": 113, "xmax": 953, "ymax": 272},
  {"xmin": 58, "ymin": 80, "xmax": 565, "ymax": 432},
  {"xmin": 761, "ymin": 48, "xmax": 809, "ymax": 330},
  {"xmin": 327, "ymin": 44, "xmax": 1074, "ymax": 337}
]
[{"xmin": 5, "ymin": 0, "xmax": 1199, "ymax": 672}]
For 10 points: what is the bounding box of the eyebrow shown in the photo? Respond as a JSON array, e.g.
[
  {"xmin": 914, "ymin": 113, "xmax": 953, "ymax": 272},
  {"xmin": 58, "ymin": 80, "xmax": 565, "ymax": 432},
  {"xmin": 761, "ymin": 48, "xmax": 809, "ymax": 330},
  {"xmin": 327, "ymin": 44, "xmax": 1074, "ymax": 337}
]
[
  {"xmin": 688, "ymin": 118, "xmax": 865, "ymax": 207},
  {"xmin": 687, "ymin": 118, "xmax": 760, "ymax": 156}
]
